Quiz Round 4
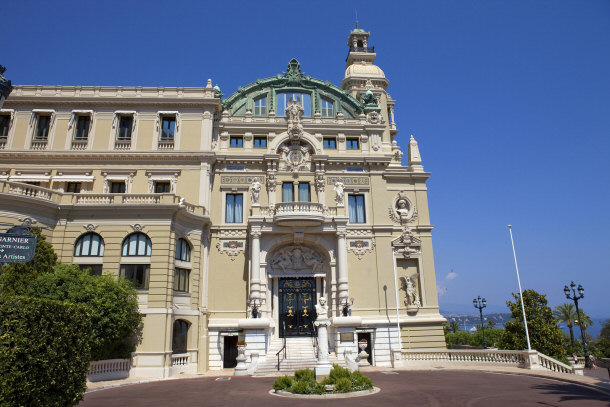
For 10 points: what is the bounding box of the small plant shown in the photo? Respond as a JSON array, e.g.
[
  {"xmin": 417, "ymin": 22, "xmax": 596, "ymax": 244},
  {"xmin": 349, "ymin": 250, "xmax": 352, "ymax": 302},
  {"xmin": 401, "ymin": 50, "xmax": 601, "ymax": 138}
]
[
  {"xmin": 236, "ymin": 341, "xmax": 247, "ymax": 346},
  {"xmin": 328, "ymin": 365, "xmax": 350, "ymax": 382},
  {"xmin": 294, "ymin": 368, "xmax": 315, "ymax": 381},
  {"xmin": 272, "ymin": 375, "xmax": 294, "ymax": 391},
  {"xmin": 350, "ymin": 371, "xmax": 373, "ymax": 391},
  {"xmin": 334, "ymin": 377, "xmax": 352, "ymax": 393},
  {"xmin": 359, "ymin": 338, "xmax": 368, "ymax": 343}
]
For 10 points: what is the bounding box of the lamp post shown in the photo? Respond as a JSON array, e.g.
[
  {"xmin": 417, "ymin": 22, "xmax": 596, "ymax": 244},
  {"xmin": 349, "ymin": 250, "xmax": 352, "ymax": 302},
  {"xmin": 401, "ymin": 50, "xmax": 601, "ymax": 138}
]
[
  {"xmin": 564, "ymin": 281, "xmax": 591, "ymax": 368},
  {"xmin": 247, "ymin": 297, "xmax": 262, "ymax": 318},
  {"xmin": 339, "ymin": 296, "xmax": 354, "ymax": 317},
  {"xmin": 473, "ymin": 296, "xmax": 487, "ymax": 349}
]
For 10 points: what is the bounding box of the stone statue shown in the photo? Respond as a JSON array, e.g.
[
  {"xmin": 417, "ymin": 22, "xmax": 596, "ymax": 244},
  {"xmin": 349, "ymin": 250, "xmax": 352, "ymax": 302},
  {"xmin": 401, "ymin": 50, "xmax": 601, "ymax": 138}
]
[
  {"xmin": 362, "ymin": 89, "xmax": 378, "ymax": 105},
  {"xmin": 334, "ymin": 181, "xmax": 344, "ymax": 206},
  {"xmin": 314, "ymin": 297, "xmax": 329, "ymax": 321},
  {"xmin": 286, "ymin": 97, "xmax": 304, "ymax": 124},
  {"xmin": 396, "ymin": 198, "xmax": 409, "ymax": 219},
  {"xmin": 250, "ymin": 180, "xmax": 261, "ymax": 204},
  {"xmin": 400, "ymin": 273, "xmax": 421, "ymax": 308}
]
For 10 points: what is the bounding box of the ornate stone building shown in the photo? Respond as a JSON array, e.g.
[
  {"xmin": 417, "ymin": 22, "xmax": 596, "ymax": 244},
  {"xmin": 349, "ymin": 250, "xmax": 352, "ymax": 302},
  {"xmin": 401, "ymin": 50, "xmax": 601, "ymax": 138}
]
[{"xmin": 0, "ymin": 26, "xmax": 446, "ymax": 377}]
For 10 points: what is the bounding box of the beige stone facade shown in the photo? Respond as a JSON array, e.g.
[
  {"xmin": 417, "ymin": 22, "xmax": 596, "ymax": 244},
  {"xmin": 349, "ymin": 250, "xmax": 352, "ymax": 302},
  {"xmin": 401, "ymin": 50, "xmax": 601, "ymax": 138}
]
[{"xmin": 0, "ymin": 27, "xmax": 445, "ymax": 377}]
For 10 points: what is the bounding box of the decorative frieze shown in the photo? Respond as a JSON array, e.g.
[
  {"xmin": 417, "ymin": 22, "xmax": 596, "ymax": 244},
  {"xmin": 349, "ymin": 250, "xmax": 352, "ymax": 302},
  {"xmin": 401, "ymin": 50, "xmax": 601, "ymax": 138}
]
[
  {"xmin": 216, "ymin": 240, "xmax": 245, "ymax": 261},
  {"xmin": 220, "ymin": 175, "xmax": 264, "ymax": 185},
  {"xmin": 326, "ymin": 176, "xmax": 369, "ymax": 186},
  {"xmin": 347, "ymin": 238, "xmax": 375, "ymax": 260}
]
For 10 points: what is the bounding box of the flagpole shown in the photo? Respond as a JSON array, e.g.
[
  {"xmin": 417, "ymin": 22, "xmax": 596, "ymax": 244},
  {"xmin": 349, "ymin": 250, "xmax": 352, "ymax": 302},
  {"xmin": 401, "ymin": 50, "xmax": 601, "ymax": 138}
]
[{"xmin": 508, "ymin": 225, "xmax": 531, "ymax": 351}]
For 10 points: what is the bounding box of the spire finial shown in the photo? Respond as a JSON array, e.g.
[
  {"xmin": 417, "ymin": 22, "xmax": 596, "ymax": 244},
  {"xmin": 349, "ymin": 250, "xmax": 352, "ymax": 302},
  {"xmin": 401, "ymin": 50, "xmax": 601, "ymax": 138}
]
[{"xmin": 355, "ymin": 9, "xmax": 359, "ymax": 29}]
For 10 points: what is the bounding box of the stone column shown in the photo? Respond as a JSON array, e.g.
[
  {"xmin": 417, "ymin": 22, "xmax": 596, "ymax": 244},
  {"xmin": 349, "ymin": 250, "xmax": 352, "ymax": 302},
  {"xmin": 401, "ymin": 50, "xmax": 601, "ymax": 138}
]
[
  {"xmin": 250, "ymin": 229, "xmax": 262, "ymax": 302},
  {"xmin": 336, "ymin": 229, "xmax": 349, "ymax": 299}
]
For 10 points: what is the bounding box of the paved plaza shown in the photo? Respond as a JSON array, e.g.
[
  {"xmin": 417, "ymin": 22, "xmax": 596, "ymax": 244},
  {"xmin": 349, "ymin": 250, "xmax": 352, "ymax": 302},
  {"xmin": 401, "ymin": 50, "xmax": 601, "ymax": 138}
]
[{"xmin": 80, "ymin": 369, "xmax": 610, "ymax": 407}]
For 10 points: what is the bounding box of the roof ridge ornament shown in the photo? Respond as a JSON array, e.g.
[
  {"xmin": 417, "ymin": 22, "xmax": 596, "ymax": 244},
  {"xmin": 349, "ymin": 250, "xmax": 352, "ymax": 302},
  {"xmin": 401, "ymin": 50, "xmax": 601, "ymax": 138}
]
[{"xmin": 284, "ymin": 58, "xmax": 303, "ymax": 84}]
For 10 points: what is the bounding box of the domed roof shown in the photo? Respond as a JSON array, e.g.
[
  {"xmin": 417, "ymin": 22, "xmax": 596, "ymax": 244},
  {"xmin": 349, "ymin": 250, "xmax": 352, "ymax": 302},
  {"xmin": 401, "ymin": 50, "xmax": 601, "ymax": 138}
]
[{"xmin": 344, "ymin": 61, "xmax": 386, "ymax": 79}]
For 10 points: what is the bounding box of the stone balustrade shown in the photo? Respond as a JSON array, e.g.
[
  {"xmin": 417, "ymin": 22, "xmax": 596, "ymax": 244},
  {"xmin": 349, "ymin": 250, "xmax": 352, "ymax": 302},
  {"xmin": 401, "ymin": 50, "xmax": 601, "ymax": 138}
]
[
  {"xmin": 0, "ymin": 180, "xmax": 206, "ymax": 216},
  {"xmin": 392, "ymin": 348, "xmax": 581, "ymax": 375},
  {"xmin": 171, "ymin": 353, "xmax": 189, "ymax": 366},
  {"xmin": 87, "ymin": 358, "xmax": 131, "ymax": 382},
  {"xmin": 71, "ymin": 139, "xmax": 88, "ymax": 150},
  {"xmin": 30, "ymin": 140, "xmax": 48, "ymax": 150}
]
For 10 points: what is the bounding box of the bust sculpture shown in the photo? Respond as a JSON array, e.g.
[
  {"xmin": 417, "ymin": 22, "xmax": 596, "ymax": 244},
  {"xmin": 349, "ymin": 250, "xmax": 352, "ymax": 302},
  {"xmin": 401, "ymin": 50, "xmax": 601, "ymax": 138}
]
[
  {"xmin": 315, "ymin": 297, "xmax": 328, "ymax": 322},
  {"xmin": 250, "ymin": 180, "xmax": 261, "ymax": 204}
]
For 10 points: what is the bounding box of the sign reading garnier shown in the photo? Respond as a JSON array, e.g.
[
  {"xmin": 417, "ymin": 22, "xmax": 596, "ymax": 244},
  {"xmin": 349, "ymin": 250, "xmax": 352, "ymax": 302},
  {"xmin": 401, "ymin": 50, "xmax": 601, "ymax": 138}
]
[{"xmin": 0, "ymin": 233, "xmax": 37, "ymax": 263}]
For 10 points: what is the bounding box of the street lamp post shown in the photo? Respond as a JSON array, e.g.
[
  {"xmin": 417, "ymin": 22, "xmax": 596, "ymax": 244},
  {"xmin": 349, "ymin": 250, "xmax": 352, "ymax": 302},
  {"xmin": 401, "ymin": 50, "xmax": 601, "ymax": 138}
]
[
  {"xmin": 564, "ymin": 281, "xmax": 591, "ymax": 368},
  {"xmin": 473, "ymin": 296, "xmax": 487, "ymax": 349}
]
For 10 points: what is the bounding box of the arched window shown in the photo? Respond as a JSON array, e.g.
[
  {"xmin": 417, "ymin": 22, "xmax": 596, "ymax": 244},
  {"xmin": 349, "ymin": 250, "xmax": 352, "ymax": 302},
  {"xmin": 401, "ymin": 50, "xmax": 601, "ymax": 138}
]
[
  {"xmin": 74, "ymin": 233, "xmax": 105, "ymax": 257},
  {"xmin": 121, "ymin": 232, "xmax": 152, "ymax": 256},
  {"xmin": 175, "ymin": 238, "xmax": 191, "ymax": 262},
  {"xmin": 320, "ymin": 98, "xmax": 334, "ymax": 118},
  {"xmin": 172, "ymin": 319, "xmax": 189, "ymax": 354}
]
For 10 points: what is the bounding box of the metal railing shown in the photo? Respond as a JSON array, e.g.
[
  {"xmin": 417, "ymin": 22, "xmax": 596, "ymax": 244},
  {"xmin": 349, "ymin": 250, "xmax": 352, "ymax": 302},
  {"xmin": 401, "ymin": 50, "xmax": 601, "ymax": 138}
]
[
  {"xmin": 349, "ymin": 45, "xmax": 375, "ymax": 53},
  {"xmin": 276, "ymin": 321, "xmax": 287, "ymax": 371}
]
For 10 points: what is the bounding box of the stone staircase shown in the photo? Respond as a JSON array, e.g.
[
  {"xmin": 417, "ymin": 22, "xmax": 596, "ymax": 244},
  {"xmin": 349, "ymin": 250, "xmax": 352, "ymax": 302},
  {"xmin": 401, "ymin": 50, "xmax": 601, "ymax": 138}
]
[{"xmin": 252, "ymin": 337, "xmax": 346, "ymax": 377}]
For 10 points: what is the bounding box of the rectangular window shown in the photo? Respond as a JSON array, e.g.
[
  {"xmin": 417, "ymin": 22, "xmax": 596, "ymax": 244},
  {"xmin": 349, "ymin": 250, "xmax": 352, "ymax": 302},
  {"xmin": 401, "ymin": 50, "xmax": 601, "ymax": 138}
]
[
  {"xmin": 174, "ymin": 268, "xmax": 190, "ymax": 292},
  {"xmin": 225, "ymin": 193, "xmax": 243, "ymax": 223},
  {"xmin": 282, "ymin": 182, "xmax": 294, "ymax": 202},
  {"xmin": 117, "ymin": 116, "xmax": 133, "ymax": 140},
  {"xmin": 74, "ymin": 116, "xmax": 90, "ymax": 140},
  {"xmin": 35, "ymin": 115, "xmax": 51, "ymax": 140},
  {"xmin": 78, "ymin": 264, "xmax": 103, "ymax": 276},
  {"xmin": 0, "ymin": 115, "xmax": 10, "ymax": 139},
  {"xmin": 348, "ymin": 194, "xmax": 366, "ymax": 223},
  {"xmin": 119, "ymin": 264, "xmax": 150, "ymax": 289},
  {"xmin": 323, "ymin": 138, "xmax": 336, "ymax": 149},
  {"xmin": 346, "ymin": 138, "xmax": 360, "ymax": 150},
  {"xmin": 66, "ymin": 182, "xmax": 81, "ymax": 193},
  {"xmin": 160, "ymin": 116, "xmax": 175, "ymax": 140},
  {"xmin": 253, "ymin": 136, "xmax": 267, "ymax": 148},
  {"xmin": 276, "ymin": 92, "xmax": 311, "ymax": 117},
  {"xmin": 110, "ymin": 181, "xmax": 126, "ymax": 193},
  {"xmin": 230, "ymin": 136, "xmax": 243, "ymax": 148},
  {"xmin": 154, "ymin": 181, "xmax": 171, "ymax": 193},
  {"xmin": 253, "ymin": 97, "xmax": 267, "ymax": 116},
  {"xmin": 298, "ymin": 182, "xmax": 310, "ymax": 202},
  {"xmin": 321, "ymin": 98, "xmax": 334, "ymax": 118}
]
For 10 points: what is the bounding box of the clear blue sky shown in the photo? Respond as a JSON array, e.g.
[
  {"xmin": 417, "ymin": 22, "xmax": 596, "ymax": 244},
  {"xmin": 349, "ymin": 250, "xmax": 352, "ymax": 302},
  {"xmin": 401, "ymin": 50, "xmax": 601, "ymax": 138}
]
[{"xmin": 2, "ymin": 0, "xmax": 609, "ymax": 317}]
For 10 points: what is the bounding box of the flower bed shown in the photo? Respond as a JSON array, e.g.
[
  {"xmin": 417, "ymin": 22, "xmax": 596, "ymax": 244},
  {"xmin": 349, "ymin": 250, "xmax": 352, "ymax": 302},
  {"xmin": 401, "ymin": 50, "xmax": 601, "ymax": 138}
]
[{"xmin": 272, "ymin": 365, "xmax": 373, "ymax": 395}]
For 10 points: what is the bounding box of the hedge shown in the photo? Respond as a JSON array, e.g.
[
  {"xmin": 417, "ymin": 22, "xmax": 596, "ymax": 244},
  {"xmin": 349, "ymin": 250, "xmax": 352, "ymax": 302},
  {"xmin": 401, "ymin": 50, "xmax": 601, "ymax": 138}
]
[{"xmin": 0, "ymin": 296, "xmax": 93, "ymax": 407}]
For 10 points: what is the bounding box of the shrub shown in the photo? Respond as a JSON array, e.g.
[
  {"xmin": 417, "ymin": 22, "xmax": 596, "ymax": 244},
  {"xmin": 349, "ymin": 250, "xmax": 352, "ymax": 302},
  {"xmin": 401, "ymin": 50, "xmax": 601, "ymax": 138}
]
[
  {"xmin": 294, "ymin": 368, "xmax": 315, "ymax": 382},
  {"xmin": 334, "ymin": 377, "xmax": 352, "ymax": 393},
  {"xmin": 25, "ymin": 264, "xmax": 142, "ymax": 360},
  {"xmin": 328, "ymin": 364, "xmax": 350, "ymax": 382},
  {"xmin": 0, "ymin": 296, "xmax": 93, "ymax": 407},
  {"xmin": 350, "ymin": 370, "xmax": 373, "ymax": 391},
  {"xmin": 291, "ymin": 378, "xmax": 325, "ymax": 395},
  {"xmin": 273, "ymin": 375, "xmax": 294, "ymax": 391}
]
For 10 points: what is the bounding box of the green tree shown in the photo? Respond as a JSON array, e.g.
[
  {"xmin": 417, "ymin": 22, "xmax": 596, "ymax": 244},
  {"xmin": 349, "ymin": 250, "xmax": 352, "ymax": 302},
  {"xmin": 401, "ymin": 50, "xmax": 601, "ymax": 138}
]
[
  {"xmin": 0, "ymin": 229, "xmax": 57, "ymax": 295},
  {"xmin": 25, "ymin": 264, "xmax": 142, "ymax": 360},
  {"xmin": 498, "ymin": 289, "xmax": 567, "ymax": 360},
  {"xmin": 554, "ymin": 303, "xmax": 577, "ymax": 347},
  {"xmin": 594, "ymin": 319, "xmax": 610, "ymax": 358},
  {"xmin": 449, "ymin": 321, "xmax": 460, "ymax": 333}
]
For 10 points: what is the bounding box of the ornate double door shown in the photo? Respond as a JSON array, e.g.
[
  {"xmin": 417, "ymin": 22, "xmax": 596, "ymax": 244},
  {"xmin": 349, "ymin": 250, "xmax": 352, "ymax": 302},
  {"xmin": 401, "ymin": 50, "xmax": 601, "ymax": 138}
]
[{"xmin": 279, "ymin": 278, "xmax": 316, "ymax": 337}]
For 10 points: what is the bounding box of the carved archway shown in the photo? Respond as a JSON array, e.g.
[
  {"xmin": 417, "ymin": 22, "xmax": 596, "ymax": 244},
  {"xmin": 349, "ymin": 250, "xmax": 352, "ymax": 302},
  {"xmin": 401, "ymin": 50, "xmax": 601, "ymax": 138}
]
[{"xmin": 266, "ymin": 243, "xmax": 329, "ymax": 278}]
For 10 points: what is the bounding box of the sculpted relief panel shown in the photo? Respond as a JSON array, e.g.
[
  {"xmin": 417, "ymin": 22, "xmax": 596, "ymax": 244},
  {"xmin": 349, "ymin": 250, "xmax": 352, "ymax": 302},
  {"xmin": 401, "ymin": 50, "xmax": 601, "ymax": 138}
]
[{"xmin": 268, "ymin": 245, "xmax": 327, "ymax": 277}]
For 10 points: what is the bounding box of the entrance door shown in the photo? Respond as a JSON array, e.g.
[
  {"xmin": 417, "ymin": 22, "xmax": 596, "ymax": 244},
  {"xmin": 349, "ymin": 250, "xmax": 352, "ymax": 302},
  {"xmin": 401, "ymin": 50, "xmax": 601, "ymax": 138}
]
[
  {"xmin": 223, "ymin": 336, "xmax": 238, "ymax": 368},
  {"xmin": 279, "ymin": 278, "xmax": 316, "ymax": 337}
]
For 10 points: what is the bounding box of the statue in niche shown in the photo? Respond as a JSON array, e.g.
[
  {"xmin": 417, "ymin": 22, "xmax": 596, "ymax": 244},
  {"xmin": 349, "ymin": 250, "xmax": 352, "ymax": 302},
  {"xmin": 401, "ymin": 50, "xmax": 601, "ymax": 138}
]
[
  {"xmin": 315, "ymin": 297, "xmax": 329, "ymax": 321},
  {"xmin": 286, "ymin": 96, "xmax": 304, "ymax": 124},
  {"xmin": 334, "ymin": 181, "xmax": 344, "ymax": 206},
  {"xmin": 250, "ymin": 179, "xmax": 261, "ymax": 204},
  {"xmin": 396, "ymin": 198, "xmax": 409, "ymax": 219},
  {"xmin": 400, "ymin": 273, "xmax": 421, "ymax": 308}
]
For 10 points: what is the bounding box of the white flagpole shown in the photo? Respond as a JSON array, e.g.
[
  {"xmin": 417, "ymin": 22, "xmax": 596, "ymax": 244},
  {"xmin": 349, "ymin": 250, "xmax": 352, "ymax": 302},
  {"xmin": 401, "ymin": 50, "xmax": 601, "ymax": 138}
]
[{"xmin": 508, "ymin": 225, "xmax": 532, "ymax": 351}]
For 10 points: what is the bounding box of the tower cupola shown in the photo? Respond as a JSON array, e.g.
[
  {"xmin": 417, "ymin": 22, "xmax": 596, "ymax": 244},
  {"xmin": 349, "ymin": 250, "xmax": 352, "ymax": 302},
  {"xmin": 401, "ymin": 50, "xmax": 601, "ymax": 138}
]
[{"xmin": 342, "ymin": 24, "xmax": 389, "ymax": 92}]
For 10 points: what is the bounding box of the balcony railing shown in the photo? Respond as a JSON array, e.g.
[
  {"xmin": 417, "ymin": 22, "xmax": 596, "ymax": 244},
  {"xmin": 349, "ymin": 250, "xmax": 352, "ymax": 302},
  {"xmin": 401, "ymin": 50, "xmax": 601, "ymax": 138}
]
[
  {"xmin": 0, "ymin": 180, "xmax": 207, "ymax": 216},
  {"xmin": 0, "ymin": 138, "xmax": 6, "ymax": 149},
  {"xmin": 171, "ymin": 353, "xmax": 189, "ymax": 366},
  {"xmin": 268, "ymin": 202, "xmax": 334, "ymax": 226},
  {"xmin": 30, "ymin": 139, "xmax": 48, "ymax": 150},
  {"xmin": 158, "ymin": 140, "xmax": 174, "ymax": 150},
  {"xmin": 71, "ymin": 139, "xmax": 88, "ymax": 150},
  {"xmin": 114, "ymin": 139, "xmax": 131, "ymax": 150}
]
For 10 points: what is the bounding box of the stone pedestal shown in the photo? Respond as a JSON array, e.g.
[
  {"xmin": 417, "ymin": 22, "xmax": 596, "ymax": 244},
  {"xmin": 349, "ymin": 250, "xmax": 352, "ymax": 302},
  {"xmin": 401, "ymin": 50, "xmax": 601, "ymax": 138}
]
[
  {"xmin": 315, "ymin": 319, "xmax": 331, "ymax": 377},
  {"xmin": 357, "ymin": 342, "xmax": 370, "ymax": 367},
  {"xmin": 234, "ymin": 345, "xmax": 248, "ymax": 376}
]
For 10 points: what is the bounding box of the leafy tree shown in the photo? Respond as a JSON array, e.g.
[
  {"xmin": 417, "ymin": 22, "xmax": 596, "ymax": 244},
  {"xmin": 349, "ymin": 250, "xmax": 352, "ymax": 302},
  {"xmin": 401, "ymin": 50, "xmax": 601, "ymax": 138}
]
[
  {"xmin": 1, "ymin": 296, "xmax": 92, "ymax": 406},
  {"xmin": 449, "ymin": 321, "xmax": 460, "ymax": 333},
  {"xmin": 487, "ymin": 320, "xmax": 496, "ymax": 329},
  {"xmin": 498, "ymin": 289, "xmax": 567, "ymax": 360},
  {"xmin": 594, "ymin": 319, "xmax": 610, "ymax": 358},
  {"xmin": 25, "ymin": 264, "xmax": 142, "ymax": 360},
  {"xmin": 0, "ymin": 228, "xmax": 57, "ymax": 295}
]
